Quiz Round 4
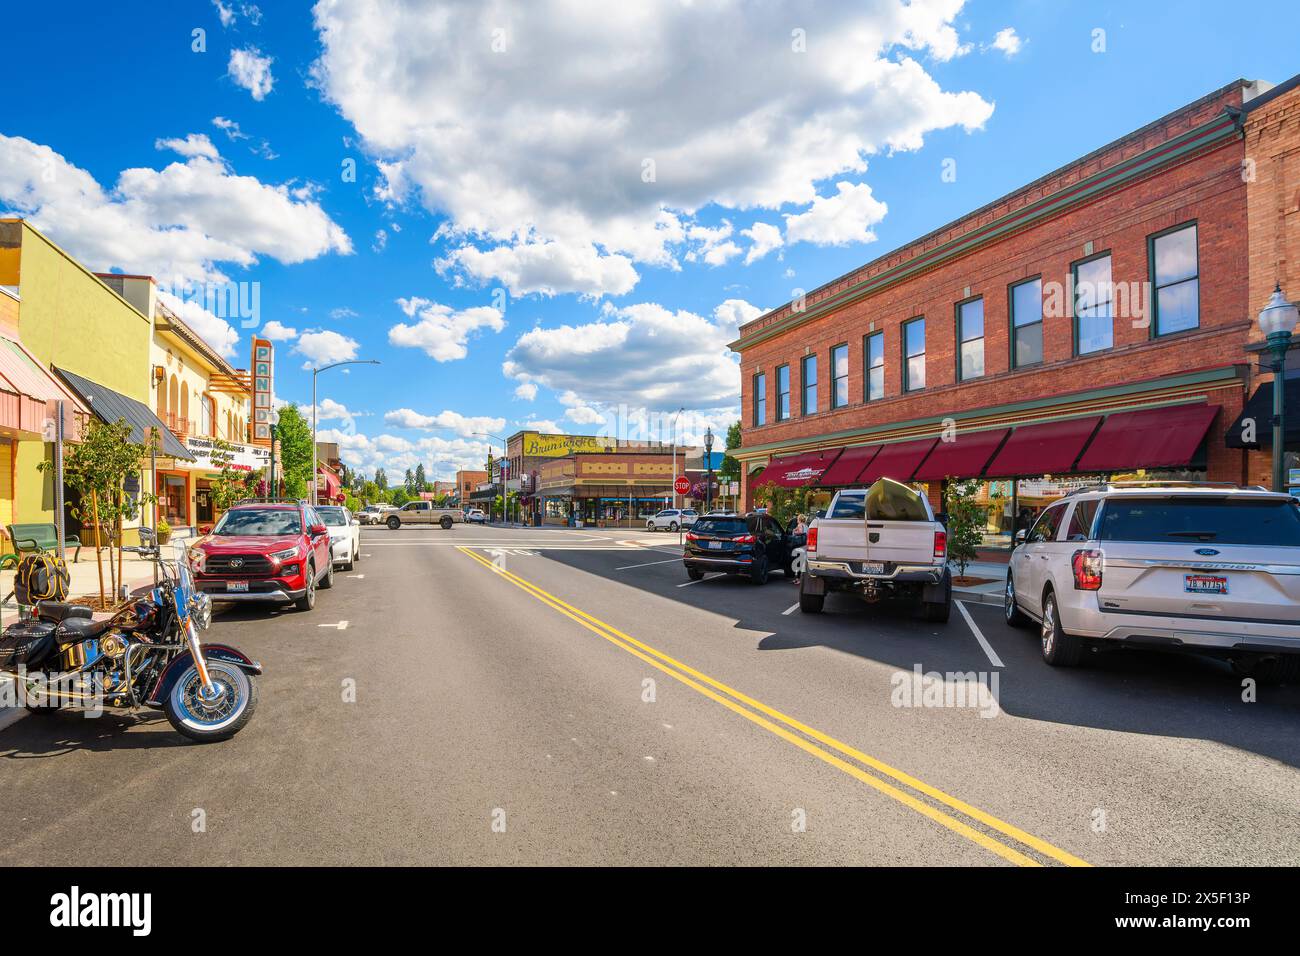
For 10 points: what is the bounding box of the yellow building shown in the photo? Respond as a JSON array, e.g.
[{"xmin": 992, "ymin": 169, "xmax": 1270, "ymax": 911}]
[{"xmin": 0, "ymin": 219, "xmax": 158, "ymax": 539}]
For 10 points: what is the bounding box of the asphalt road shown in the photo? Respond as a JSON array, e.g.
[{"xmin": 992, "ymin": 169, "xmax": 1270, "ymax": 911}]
[{"xmin": 2, "ymin": 524, "xmax": 1298, "ymax": 866}]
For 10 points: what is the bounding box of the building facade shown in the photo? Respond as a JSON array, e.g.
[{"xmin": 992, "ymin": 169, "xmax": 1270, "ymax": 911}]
[{"xmin": 733, "ymin": 78, "xmax": 1284, "ymax": 549}]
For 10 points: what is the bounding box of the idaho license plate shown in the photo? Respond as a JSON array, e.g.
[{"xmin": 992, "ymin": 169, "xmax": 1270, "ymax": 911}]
[
  {"xmin": 226, "ymin": 580, "xmax": 249, "ymax": 592},
  {"xmin": 707, "ymin": 541, "xmax": 723, "ymax": 549},
  {"xmin": 860, "ymin": 562, "xmax": 886, "ymax": 575},
  {"xmin": 1184, "ymin": 574, "xmax": 1228, "ymax": 595}
]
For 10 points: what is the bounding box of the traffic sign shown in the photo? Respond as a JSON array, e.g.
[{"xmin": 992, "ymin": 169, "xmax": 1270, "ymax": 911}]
[{"xmin": 674, "ymin": 475, "xmax": 690, "ymax": 495}]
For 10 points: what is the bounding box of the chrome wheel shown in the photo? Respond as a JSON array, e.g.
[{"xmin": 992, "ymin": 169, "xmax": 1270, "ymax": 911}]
[
  {"xmin": 1041, "ymin": 597, "xmax": 1056, "ymax": 655},
  {"xmin": 1004, "ymin": 577, "xmax": 1016, "ymax": 622},
  {"xmin": 164, "ymin": 660, "xmax": 256, "ymax": 741}
]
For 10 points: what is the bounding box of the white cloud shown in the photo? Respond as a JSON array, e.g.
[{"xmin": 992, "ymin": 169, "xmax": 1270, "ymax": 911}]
[
  {"xmin": 518, "ymin": 417, "xmax": 563, "ymax": 435},
  {"xmin": 309, "ymin": 397, "xmax": 357, "ymax": 429},
  {"xmin": 388, "ymin": 297, "xmax": 505, "ymax": 361},
  {"xmin": 158, "ymin": 290, "xmax": 239, "ymax": 359},
  {"xmin": 383, "ymin": 408, "xmax": 505, "ymax": 437},
  {"xmin": 310, "ymin": 0, "xmax": 993, "ymax": 295},
  {"xmin": 514, "ymin": 382, "xmax": 538, "ymax": 401},
  {"xmin": 784, "ymin": 181, "xmax": 889, "ymax": 247},
  {"xmin": 503, "ymin": 298, "xmax": 760, "ymax": 413},
  {"xmin": 260, "ymin": 320, "xmax": 298, "ymax": 341},
  {"xmin": 989, "ymin": 27, "xmax": 1023, "ymax": 57},
  {"xmin": 155, "ymin": 133, "xmax": 220, "ymax": 161},
  {"xmin": 741, "ymin": 221, "xmax": 783, "ymax": 265},
  {"xmin": 294, "ymin": 329, "xmax": 359, "ymax": 367},
  {"xmin": 228, "ymin": 47, "xmax": 274, "ymax": 101},
  {"xmin": 318, "ymin": 426, "xmax": 489, "ymax": 478},
  {"xmin": 0, "ymin": 133, "xmax": 350, "ymax": 284},
  {"xmin": 565, "ymin": 403, "xmax": 606, "ymax": 425},
  {"xmin": 329, "ymin": 307, "xmax": 358, "ymax": 320},
  {"xmin": 213, "ymin": 2, "xmax": 261, "ymax": 28}
]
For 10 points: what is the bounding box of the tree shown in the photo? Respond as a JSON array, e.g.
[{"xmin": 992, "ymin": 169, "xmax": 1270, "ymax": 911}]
[
  {"xmin": 943, "ymin": 478, "xmax": 985, "ymax": 579},
  {"xmin": 359, "ymin": 480, "xmax": 380, "ymax": 504},
  {"xmin": 751, "ymin": 480, "xmax": 816, "ymax": 527},
  {"xmin": 40, "ymin": 417, "xmax": 155, "ymax": 607},
  {"xmin": 274, "ymin": 404, "xmax": 314, "ymax": 499},
  {"xmin": 414, "ymin": 463, "xmax": 427, "ymax": 492},
  {"xmin": 389, "ymin": 487, "xmax": 411, "ymax": 507},
  {"xmin": 404, "ymin": 468, "xmax": 415, "ymax": 493},
  {"xmin": 719, "ymin": 420, "xmax": 741, "ymax": 481},
  {"xmin": 375, "ymin": 468, "xmax": 388, "ymax": 491}
]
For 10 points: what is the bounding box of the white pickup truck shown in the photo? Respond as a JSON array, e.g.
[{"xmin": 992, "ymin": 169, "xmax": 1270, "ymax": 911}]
[
  {"xmin": 799, "ymin": 478, "xmax": 952, "ymax": 621},
  {"xmin": 384, "ymin": 500, "xmax": 463, "ymax": 530}
]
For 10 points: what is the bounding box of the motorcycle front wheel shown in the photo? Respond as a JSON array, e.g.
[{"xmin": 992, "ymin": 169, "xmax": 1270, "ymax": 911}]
[{"xmin": 163, "ymin": 659, "xmax": 258, "ymax": 742}]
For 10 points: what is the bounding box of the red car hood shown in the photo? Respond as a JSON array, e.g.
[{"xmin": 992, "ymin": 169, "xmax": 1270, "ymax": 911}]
[{"xmin": 194, "ymin": 534, "xmax": 303, "ymax": 553}]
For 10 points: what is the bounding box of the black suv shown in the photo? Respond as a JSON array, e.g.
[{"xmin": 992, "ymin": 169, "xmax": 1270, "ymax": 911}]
[{"xmin": 684, "ymin": 512, "xmax": 796, "ymax": 584}]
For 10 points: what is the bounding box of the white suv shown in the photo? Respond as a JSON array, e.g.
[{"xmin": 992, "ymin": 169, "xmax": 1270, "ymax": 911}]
[
  {"xmin": 1004, "ymin": 482, "xmax": 1300, "ymax": 682},
  {"xmin": 646, "ymin": 508, "xmax": 698, "ymax": 532}
]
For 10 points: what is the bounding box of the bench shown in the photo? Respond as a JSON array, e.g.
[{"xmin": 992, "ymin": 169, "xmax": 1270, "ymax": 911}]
[{"xmin": 1, "ymin": 523, "xmax": 82, "ymax": 569}]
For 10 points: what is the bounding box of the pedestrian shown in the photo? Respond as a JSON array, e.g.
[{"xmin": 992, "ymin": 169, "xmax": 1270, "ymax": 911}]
[{"xmin": 791, "ymin": 513, "xmax": 808, "ymax": 583}]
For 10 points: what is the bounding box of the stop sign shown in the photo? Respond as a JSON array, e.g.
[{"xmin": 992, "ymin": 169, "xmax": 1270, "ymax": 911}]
[{"xmin": 674, "ymin": 475, "xmax": 690, "ymax": 496}]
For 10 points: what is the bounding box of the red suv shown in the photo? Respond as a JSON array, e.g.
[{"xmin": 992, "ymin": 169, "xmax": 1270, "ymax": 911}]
[{"xmin": 190, "ymin": 500, "xmax": 334, "ymax": 611}]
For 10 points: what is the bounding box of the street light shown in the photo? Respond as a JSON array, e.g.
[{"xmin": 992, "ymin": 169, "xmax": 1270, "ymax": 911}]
[
  {"xmin": 669, "ymin": 407, "xmax": 684, "ymax": 509},
  {"xmin": 1258, "ymin": 283, "xmax": 1299, "ymax": 493},
  {"xmin": 312, "ymin": 359, "xmax": 380, "ymax": 505},
  {"xmin": 267, "ymin": 405, "xmax": 280, "ymax": 499},
  {"xmin": 474, "ymin": 432, "xmax": 508, "ymax": 523},
  {"xmin": 704, "ymin": 426, "xmax": 714, "ymax": 512}
]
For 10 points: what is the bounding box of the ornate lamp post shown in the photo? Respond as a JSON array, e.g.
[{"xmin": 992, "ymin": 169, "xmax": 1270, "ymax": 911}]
[
  {"xmin": 1258, "ymin": 283, "xmax": 1299, "ymax": 492},
  {"xmin": 311, "ymin": 359, "xmax": 380, "ymax": 505},
  {"xmin": 704, "ymin": 426, "xmax": 714, "ymax": 512}
]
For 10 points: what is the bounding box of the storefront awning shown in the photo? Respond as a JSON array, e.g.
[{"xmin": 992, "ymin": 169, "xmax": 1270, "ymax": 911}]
[
  {"xmin": 860, "ymin": 437, "xmax": 937, "ymax": 484},
  {"xmin": 1225, "ymin": 380, "xmax": 1300, "ymax": 448},
  {"xmin": 53, "ymin": 366, "xmax": 194, "ymax": 460},
  {"xmin": 912, "ymin": 428, "xmax": 1009, "ymax": 482},
  {"xmin": 1076, "ymin": 403, "xmax": 1218, "ymax": 472},
  {"xmin": 817, "ymin": 444, "xmax": 881, "ymax": 486},
  {"xmin": 750, "ymin": 449, "xmax": 843, "ymax": 488},
  {"xmin": 983, "ymin": 416, "xmax": 1100, "ymax": 478}
]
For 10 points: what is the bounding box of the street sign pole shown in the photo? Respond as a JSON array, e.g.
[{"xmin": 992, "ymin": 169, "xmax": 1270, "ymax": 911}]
[{"xmin": 54, "ymin": 400, "xmax": 66, "ymax": 557}]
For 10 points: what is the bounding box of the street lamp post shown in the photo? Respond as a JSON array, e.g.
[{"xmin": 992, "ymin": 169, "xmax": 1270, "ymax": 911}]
[
  {"xmin": 704, "ymin": 426, "xmax": 714, "ymax": 512},
  {"xmin": 312, "ymin": 359, "xmax": 380, "ymax": 505},
  {"xmin": 475, "ymin": 432, "xmax": 508, "ymax": 523},
  {"xmin": 1258, "ymin": 283, "xmax": 1299, "ymax": 493},
  {"xmin": 669, "ymin": 407, "xmax": 684, "ymax": 509}
]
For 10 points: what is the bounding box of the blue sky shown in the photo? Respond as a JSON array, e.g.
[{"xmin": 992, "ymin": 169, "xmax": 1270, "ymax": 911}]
[{"xmin": 3, "ymin": 1, "xmax": 1298, "ymax": 479}]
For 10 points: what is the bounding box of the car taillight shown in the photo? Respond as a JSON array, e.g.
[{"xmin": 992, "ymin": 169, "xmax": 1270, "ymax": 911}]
[
  {"xmin": 1072, "ymin": 549, "xmax": 1104, "ymax": 590},
  {"xmin": 685, "ymin": 532, "xmax": 698, "ymax": 542},
  {"xmin": 807, "ymin": 526, "xmax": 817, "ymax": 552},
  {"xmin": 734, "ymin": 534, "xmax": 756, "ymax": 544},
  {"xmin": 933, "ymin": 530, "xmax": 946, "ymax": 560}
]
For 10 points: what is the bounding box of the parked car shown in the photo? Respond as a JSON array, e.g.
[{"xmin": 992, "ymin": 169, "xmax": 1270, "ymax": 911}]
[
  {"xmin": 357, "ymin": 505, "xmax": 386, "ymax": 525},
  {"xmin": 1005, "ymin": 482, "xmax": 1300, "ymax": 681},
  {"xmin": 385, "ymin": 500, "xmax": 463, "ymax": 530},
  {"xmin": 683, "ymin": 512, "xmax": 796, "ymax": 584},
  {"xmin": 646, "ymin": 508, "xmax": 699, "ymax": 532},
  {"xmin": 316, "ymin": 505, "xmax": 361, "ymax": 571},
  {"xmin": 799, "ymin": 479, "xmax": 951, "ymax": 621},
  {"xmin": 189, "ymin": 499, "xmax": 334, "ymax": 612},
  {"xmin": 465, "ymin": 508, "xmax": 487, "ymax": 524}
]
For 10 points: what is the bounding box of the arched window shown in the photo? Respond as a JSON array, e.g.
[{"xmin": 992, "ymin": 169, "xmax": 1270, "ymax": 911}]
[
  {"xmin": 168, "ymin": 375, "xmax": 179, "ymax": 425},
  {"xmin": 200, "ymin": 394, "xmax": 213, "ymax": 436},
  {"xmin": 180, "ymin": 388, "xmax": 189, "ymax": 434}
]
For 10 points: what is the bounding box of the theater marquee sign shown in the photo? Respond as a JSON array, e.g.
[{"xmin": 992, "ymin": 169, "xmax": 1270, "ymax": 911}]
[{"xmin": 184, "ymin": 437, "xmax": 271, "ymax": 473}]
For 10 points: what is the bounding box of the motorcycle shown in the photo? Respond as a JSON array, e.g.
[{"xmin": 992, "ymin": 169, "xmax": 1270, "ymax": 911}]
[{"xmin": 0, "ymin": 532, "xmax": 261, "ymax": 742}]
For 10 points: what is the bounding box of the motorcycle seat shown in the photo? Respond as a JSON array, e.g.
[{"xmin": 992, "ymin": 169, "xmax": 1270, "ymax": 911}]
[
  {"xmin": 34, "ymin": 602, "xmax": 94, "ymax": 623},
  {"xmin": 53, "ymin": 616, "xmax": 117, "ymax": 646}
]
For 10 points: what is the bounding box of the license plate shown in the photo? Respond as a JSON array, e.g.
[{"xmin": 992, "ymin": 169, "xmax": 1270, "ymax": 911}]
[
  {"xmin": 860, "ymin": 562, "xmax": 886, "ymax": 575},
  {"xmin": 707, "ymin": 541, "xmax": 723, "ymax": 549},
  {"xmin": 1185, "ymin": 574, "xmax": 1228, "ymax": 595},
  {"xmin": 226, "ymin": 580, "xmax": 249, "ymax": 592}
]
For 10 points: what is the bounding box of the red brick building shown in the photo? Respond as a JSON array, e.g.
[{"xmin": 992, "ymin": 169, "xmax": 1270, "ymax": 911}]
[{"xmin": 733, "ymin": 76, "xmax": 1298, "ymax": 549}]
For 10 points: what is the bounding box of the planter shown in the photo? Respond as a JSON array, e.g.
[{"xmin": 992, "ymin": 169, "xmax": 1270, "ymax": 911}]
[{"xmin": 157, "ymin": 530, "xmax": 172, "ymax": 545}]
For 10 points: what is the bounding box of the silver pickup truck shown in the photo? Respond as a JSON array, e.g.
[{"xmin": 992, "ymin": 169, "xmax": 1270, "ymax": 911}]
[
  {"xmin": 800, "ymin": 479, "xmax": 951, "ymax": 621},
  {"xmin": 384, "ymin": 500, "xmax": 463, "ymax": 530}
]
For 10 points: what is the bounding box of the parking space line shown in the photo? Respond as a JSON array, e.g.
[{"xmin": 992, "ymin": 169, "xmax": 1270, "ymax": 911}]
[
  {"xmin": 456, "ymin": 545, "xmax": 1089, "ymax": 868},
  {"xmin": 957, "ymin": 601, "xmax": 1004, "ymax": 669},
  {"xmin": 781, "ymin": 602, "xmax": 800, "ymax": 616},
  {"xmin": 677, "ymin": 574, "xmax": 723, "ymax": 588},
  {"xmin": 616, "ymin": 557, "xmax": 681, "ymax": 570}
]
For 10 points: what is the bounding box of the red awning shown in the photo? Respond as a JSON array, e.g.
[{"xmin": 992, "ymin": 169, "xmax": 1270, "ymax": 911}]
[
  {"xmin": 860, "ymin": 438, "xmax": 938, "ymax": 484},
  {"xmin": 984, "ymin": 416, "xmax": 1101, "ymax": 478},
  {"xmin": 912, "ymin": 428, "xmax": 1010, "ymax": 482},
  {"xmin": 1076, "ymin": 403, "xmax": 1220, "ymax": 472},
  {"xmin": 817, "ymin": 445, "xmax": 881, "ymax": 486},
  {"xmin": 750, "ymin": 449, "xmax": 843, "ymax": 488}
]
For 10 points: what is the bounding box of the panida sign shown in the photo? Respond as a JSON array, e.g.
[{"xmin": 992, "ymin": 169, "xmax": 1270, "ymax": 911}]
[{"xmin": 184, "ymin": 437, "xmax": 270, "ymax": 473}]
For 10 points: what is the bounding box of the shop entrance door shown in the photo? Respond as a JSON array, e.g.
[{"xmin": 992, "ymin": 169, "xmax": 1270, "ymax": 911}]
[{"xmin": 195, "ymin": 483, "xmax": 214, "ymax": 524}]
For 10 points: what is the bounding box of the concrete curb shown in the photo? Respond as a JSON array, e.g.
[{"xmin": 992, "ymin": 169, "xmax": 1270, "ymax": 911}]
[{"xmin": 954, "ymin": 588, "xmax": 1003, "ymax": 606}]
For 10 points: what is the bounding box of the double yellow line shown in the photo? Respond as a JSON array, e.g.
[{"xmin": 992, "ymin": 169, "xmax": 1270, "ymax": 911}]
[{"xmin": 458, "ymin": 546, "xmax": 1090, "ymax": 867}]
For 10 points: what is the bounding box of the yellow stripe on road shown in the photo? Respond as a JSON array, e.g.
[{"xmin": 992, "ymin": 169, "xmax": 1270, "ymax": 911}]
[{"xmin": 457, "ymin": 546, "xmax": 1089, "ymax": 867}]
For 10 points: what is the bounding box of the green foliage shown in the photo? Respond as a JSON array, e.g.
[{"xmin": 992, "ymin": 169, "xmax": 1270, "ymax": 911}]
[
  {"xmin": 751, "ymin": 481, "xmax": 816, "ymax": 526},
  {"xmin": 274, "ymin": 405, "xmax": 314, "ymax": 499},
  {"xmin": 359, "ymin": 480, "xmax": 379, "ymax": 504},
  {"xmin": 719, "ymin": 420, "xmax": 742, "ymax": 480},
  {"xmin": 374, "ymin": 467, "xmax": 388, "ymax": 491},
  {"xmin": 389, "ymin": 487, "xmax": 412, "ymax": 507},
  {"xmin": 414, "ymin": 463, "xmax": 427, "ymax": 492},
  {"xmin": 207, "ymin": 437, "xmax": 254, "ymax": 512},
  {"xmin": 943, "ymin": 478, "xmax": 984, "ymax": 578}
]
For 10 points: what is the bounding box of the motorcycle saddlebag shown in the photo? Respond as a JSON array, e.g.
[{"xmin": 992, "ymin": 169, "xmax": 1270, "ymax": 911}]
[{"xmin": 0, "ymin": 620, "xmax": 57, "ymax": 669}]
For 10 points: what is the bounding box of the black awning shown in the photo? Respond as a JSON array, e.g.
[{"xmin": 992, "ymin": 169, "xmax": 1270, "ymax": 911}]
[
  {"xmin": 53, "ymin": 366, "xmax": 194, "ymax": 460},
  {"xmin": 1225, "ymin": 379, "xmax": 1300, "ymax": 448}
]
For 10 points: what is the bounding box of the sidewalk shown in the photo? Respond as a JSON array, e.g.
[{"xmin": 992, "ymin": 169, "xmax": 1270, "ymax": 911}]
[
  {"xmin": 950, "ymin": 560, "xmax": 1008, "ymax": 605},
  {"xmin": 0, "ymin": 548, "xmax": 161, "ymax": 621}
]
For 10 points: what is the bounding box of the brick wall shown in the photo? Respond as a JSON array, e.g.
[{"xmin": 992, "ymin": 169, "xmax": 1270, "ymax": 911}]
[{"xmin": 737, "ymin": 82, "xmax": 1255, "ymax": 504}]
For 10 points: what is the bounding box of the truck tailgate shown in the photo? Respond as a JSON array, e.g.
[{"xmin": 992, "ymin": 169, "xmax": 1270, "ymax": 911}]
[{"xmin": 867, "ymin": 520, "xmax": 937, "ymax": 565}]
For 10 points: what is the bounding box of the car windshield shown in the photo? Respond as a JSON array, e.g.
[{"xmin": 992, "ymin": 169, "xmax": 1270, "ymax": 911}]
[
  {"xmin": 693, "ymin": 517, "xmax": 747, "ymax": 535},
  {"xmin": 317, "ymin": 508, "xmax": 347, "ymax": 527},
  {"xmin": 1097, "ymin": 497, "xmax": 1300, "ymax": 546},
  {"xmin": 213, "ymin": 508, "xmax": 302, "ymax": 536}
]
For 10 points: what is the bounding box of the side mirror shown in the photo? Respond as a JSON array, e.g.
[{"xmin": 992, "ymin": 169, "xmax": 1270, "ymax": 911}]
[
  {"xmin": 310, "ymin": 524, "xmax": 328, "ymax": 536},
  {"xmin": 1014, "ymin": 529, "xmax": 1027, "ymax": 545},
  {"xmin": 351, "ymin": 518, "xmax": 361, "ymax": 525}
]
